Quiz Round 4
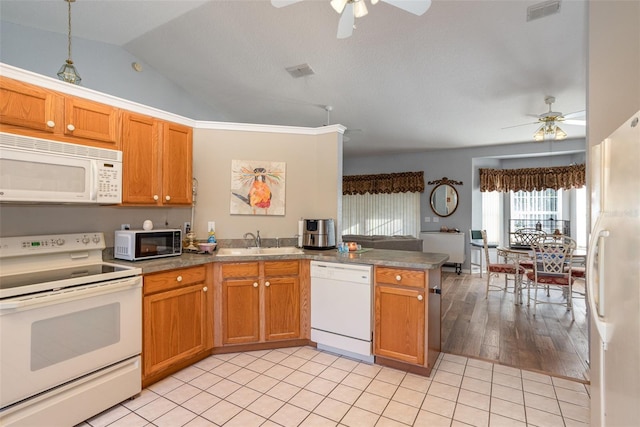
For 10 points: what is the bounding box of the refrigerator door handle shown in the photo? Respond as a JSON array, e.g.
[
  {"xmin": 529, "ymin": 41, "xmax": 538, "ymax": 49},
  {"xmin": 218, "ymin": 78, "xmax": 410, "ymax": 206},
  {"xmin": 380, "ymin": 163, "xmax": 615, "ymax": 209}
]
[{"xmin": 587, "ymin": 216, "xmax": 612, "ymax": 349}]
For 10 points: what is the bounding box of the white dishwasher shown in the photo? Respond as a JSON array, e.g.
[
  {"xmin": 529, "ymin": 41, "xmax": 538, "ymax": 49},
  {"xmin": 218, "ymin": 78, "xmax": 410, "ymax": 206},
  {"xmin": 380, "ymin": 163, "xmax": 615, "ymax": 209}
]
[{"xmin": 310, "ymin": 261, "xmax": 373, "ymax": 363}]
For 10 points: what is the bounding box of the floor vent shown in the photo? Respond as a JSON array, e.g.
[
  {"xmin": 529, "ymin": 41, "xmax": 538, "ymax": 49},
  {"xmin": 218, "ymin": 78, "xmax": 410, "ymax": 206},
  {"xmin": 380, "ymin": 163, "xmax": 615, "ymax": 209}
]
[
  {"xmin": 527, "ymin": 0, "xmax": 561, "ymax": 22},
  {"xmin": 286, "ymin": 63, "xmax": 315, "ymax": 78}
]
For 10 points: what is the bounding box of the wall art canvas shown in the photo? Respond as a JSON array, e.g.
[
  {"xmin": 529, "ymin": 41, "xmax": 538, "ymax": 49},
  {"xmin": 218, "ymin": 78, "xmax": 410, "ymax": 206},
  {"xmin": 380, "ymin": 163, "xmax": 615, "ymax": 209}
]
[{"xmin": 230, "ymin": 160, "xmax": 286, "ymax": 215}]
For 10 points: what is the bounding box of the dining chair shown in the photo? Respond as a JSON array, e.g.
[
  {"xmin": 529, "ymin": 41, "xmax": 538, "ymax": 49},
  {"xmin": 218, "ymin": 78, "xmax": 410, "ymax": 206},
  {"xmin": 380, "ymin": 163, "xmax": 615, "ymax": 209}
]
[
  {"xmin": 526, "ymin": 235, "xmax": 577, "ymax": 319},
  {"xmin": 482, "ymin": 230, "xmax": 526, "ymax": 301},
  {"xmin": 513, "ymin": 228, "xmax": 547, "ymax": 248}
]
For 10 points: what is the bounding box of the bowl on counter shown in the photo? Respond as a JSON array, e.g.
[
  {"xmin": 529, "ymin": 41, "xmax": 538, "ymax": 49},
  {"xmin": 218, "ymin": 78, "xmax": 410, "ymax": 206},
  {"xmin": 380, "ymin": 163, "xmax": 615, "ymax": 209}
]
[{"xmin": 197, "ymin": 242, "xmax": 217, "ymax": 254}]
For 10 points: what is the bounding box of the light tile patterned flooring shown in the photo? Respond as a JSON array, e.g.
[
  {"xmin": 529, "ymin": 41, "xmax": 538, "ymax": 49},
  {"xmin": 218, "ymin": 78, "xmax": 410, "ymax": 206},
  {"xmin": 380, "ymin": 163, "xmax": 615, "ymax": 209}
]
[{"xmin": 80, "ymin": 347, "xmax": 590, "ymax": 427}]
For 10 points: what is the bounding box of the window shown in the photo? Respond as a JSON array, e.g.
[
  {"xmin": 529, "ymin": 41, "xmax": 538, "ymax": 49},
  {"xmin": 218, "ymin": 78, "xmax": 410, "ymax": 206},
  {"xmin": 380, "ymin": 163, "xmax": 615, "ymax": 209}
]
[
  {"xmin": 342, "ymin": 192, "xmax": 421, "ymax": 237},
  {"xmin": 481, "ymin": 191, "xmax": 501, "ymax": 243},
  {"xmin": 510, "ymin": 189, "xmax": 563, "ymax": 228}
]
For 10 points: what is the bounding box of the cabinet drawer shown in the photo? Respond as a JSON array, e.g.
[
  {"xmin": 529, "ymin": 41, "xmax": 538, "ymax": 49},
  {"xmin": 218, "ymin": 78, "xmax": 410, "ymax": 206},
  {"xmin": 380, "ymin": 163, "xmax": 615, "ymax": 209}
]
[
  {"xmin": 144, "ymin": 265, "xmax": 206, "ymax": 294},
  {"xmin": 375, "ymin": 266, "xmax": 425, "ymax": 288},
  {"xmin": 221, "ymin": 262, "xmax": 260, "ymax": 279},
  {"xmin": 264, "ymin": 260, "xmax": 299, "ymax": 276}
]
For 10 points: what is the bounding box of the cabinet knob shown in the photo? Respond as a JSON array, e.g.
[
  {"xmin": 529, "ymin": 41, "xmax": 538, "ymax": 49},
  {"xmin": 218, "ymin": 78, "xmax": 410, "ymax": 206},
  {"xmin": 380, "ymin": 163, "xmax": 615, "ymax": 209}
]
[
  {"xmin": 153, "ymin": 195, "xmax": 159, "ymax": 201},
  {"xmin": 46, "ymin": 120, "xmax": 55, "ymax": 128},
  {"xmin": 165, "ymin": 195, "xmax": 171, "ymax": 201},
  {"xmin": 253, "ymin": 282, "xmax": 258, "ymax": 288},
  {"xmin": 176, "ymin": 275, "xmax": 183, "ymax": 282},
  {"xmin": 67, "ymin": 124, "xmax": 75, "ymax": 132},
  {"xmin": 395, "ymin": 275, "xmax": 402, "ymax": 281},
  {"xmin": 417, "ymin": 294, "xmax": 423, "ymax": 301},
  {"xmin": 203, "ymin": 286, "xmax": 208, "ymax": 292},
  {"xmin": 265, "ymin": 281, "xmax": 270, "ymax": 287}
]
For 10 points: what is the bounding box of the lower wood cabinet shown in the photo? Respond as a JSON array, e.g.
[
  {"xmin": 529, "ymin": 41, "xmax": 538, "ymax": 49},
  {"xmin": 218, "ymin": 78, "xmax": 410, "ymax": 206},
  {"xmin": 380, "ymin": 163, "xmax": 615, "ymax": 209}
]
[
  {"xmin": 142, "ymin": 264, "xmax": 213, "ymax": 385},
  {"xmin": 373, "ymin": 266, "xmax": 441, "ymax": 374},
  {"xmin": 374, "ymin": 284, "xmax": 425, "ymax": 365},
  {"xmin": 215, "ymin": 260, "xmax": 308, "ymax": 347}
]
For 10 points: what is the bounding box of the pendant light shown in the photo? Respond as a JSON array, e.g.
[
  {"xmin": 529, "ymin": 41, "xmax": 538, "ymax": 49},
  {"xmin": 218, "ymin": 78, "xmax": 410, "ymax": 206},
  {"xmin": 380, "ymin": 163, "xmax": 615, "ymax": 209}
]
[{"xmin": 57, "ymin": 0, "xmax": 81, "ymax": 84}]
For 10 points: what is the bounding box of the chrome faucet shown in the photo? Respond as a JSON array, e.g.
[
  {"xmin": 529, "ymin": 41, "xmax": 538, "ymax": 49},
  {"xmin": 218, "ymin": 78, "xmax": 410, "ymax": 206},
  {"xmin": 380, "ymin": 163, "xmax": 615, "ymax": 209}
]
[{"xmin": 243, "ymin": 230, "xmax": 261, "ymax": 248}]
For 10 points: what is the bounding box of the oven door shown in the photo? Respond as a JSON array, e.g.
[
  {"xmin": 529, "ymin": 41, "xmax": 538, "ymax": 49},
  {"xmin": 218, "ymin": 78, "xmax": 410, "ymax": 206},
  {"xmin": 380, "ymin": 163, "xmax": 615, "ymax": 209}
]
[{"xmin": 0, "ymin": 276, "xmax": 141, "ymax": 409}]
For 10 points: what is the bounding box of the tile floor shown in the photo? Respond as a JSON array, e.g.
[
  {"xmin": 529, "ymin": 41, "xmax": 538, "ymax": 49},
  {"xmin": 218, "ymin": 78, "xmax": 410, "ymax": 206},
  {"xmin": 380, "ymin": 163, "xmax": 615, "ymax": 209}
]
[{"xmin": 80, "ymin": 347, "xmax": 590, "ymax": 427}]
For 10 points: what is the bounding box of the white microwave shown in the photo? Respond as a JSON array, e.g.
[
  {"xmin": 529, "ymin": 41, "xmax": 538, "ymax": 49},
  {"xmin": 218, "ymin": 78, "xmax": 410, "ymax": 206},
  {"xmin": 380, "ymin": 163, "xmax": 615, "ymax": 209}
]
[{"xmin": 0, "ymin": 132, "xmax": 122, "ymax": 204}]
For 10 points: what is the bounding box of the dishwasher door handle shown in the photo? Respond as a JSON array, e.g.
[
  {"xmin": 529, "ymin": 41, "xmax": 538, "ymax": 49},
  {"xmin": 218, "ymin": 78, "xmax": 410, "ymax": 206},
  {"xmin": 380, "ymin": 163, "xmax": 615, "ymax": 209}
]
[{"xmin": 430, "ymin": 287, "xmax": 441, "ymax": 295}]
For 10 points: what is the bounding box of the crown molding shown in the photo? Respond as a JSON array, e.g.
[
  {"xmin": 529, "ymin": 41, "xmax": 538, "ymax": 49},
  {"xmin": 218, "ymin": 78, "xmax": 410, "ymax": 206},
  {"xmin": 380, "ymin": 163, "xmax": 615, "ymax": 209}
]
[{"xmin": 1, "ymin": 63, "xmax": 345, "ymax": 137}]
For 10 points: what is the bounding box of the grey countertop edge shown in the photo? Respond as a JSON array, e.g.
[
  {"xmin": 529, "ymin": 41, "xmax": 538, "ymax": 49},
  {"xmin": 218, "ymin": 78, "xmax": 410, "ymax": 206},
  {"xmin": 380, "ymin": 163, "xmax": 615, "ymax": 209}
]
[{"xmin": 108, "ymin": 249, "xmax": 450, "ymax": 275}]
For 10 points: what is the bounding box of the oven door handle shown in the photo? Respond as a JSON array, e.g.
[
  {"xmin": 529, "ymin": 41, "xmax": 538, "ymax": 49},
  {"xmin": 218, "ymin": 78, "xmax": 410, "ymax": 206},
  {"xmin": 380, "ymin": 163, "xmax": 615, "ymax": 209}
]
[{"xmin": 0, "ymin": 277, "xmax": 141, "ymax": 311}]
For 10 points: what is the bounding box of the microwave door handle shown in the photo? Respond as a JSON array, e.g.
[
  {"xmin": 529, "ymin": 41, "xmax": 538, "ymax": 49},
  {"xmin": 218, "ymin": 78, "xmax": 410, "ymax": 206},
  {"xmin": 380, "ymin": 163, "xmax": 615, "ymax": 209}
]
[{"xmin": 89, "ymin": 161, "xmax": 98, "ymax": 201}]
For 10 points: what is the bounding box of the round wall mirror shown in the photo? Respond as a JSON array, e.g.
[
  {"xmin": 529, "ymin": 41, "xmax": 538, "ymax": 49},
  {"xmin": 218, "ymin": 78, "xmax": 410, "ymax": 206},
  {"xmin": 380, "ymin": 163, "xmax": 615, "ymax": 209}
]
[{"xmin": 430, "ymin": 184, "xmax": 459, "ymax": 217}]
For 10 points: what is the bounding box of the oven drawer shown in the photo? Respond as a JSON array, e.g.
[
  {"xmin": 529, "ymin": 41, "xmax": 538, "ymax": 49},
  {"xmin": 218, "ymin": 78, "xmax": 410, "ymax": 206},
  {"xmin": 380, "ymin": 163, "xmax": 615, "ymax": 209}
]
[{"xmin": 144, "ymin": 265, "xmax": 206, "ymax": 294}]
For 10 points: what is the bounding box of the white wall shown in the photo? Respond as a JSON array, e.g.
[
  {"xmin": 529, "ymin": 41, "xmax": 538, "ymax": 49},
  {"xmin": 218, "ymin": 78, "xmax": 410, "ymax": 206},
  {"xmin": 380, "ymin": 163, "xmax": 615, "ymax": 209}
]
[
  {"xmin": 0, "ymin": 22, "xmax": 221, "ymax": 121},
  {"xmin": 191, "ymin": 128, "xmax": 342, "ymax": 240}
]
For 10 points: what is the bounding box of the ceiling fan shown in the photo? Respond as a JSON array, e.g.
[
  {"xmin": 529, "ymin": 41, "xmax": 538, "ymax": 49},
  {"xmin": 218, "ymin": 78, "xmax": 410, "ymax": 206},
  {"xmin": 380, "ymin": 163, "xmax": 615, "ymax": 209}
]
[
  {"xmin": 505, "ymin": 96, "xmax": 586, "ymax": 142},
  {"xmin": 322, "ymin": 105, "xmax": 362, "ymax": 141},
  {"xmin": 271, "ymin": 0, "xmax": 432, "ymax": 39}
]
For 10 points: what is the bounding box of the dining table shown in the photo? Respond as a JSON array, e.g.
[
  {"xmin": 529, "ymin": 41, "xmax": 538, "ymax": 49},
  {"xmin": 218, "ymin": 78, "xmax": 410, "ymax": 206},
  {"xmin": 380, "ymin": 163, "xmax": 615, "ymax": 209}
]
[{"xmin": 497, "ymin": 246, "xmax": 587, "ymax": 305}]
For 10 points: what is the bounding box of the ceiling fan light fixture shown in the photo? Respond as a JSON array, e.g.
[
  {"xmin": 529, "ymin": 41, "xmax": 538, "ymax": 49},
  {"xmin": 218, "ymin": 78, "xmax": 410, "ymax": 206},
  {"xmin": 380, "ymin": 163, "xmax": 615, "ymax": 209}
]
[
  {"xmin": 57, "ymin": 0, "xmax": 81, "ymax": 85},
  {"xmin": 533, "ymin": 125, "xmax": 546, "ymax": 141},
  {"xmin": 353, "ymin": 0, "xmax": 368, "ymax": 18},
  {"xmin": 330, "ymin": 0, "xmax": 348, "ymax": 14},
  {"xmin": 554, "ymin": 125, "xmax": 567, "ymax": 140}
]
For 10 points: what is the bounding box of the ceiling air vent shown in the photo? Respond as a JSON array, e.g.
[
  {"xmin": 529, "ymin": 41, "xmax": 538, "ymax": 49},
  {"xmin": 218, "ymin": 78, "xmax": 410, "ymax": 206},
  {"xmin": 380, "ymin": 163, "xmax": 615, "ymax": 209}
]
[
  {"xmin": 527, "ymin": 0, "xmax": 561, "ymax": 22},
  {"xmin": 286, "ymin": 63, "xmax": 315, "ymax": 78}
]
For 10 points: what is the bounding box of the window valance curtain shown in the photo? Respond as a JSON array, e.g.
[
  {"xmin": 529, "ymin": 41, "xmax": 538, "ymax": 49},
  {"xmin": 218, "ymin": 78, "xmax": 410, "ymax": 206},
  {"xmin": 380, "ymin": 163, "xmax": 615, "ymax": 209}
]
[
  {"xmin": 479, "ymin": 164, "xmax": 585, "ymax": 192},
  {"xmin": 343, "ymin": 171, "xmax": 424, "ymax": 195}
]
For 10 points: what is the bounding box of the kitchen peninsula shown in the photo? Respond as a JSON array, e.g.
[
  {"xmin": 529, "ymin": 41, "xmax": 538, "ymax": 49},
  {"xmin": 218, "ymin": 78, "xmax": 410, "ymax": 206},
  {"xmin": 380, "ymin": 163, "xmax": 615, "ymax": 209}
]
[{"xmin": 110, "ymin": 249, "xmax": 448, "ymax": 387}]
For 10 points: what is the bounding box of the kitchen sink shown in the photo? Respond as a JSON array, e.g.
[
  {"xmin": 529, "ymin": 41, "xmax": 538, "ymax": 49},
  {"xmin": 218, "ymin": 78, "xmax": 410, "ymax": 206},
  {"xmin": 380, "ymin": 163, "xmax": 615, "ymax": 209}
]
[{"xmin": 216, "ymin": 247, "xmax": 305, "ymax": 256}]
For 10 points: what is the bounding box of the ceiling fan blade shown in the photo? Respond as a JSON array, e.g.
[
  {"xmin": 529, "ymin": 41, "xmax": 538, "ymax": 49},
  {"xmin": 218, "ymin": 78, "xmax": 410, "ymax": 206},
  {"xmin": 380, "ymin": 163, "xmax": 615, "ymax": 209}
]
[
  {"xmin": 380, "ymin": 0, "xmax": 432, "ymax": 16},
  {"xmin": 271, "ymin": 0, "xmax": 303, "ymax": 8},
  {"xmin": 501, "ymin": 121, "xmax": 539, "ymax": 130},
  {"xmin": 563, "ymin": 110, "xmax": 586, "ymax": 119},
  {"xmin": 337, "ymin": 3, "xmax": 355, "ymax": 39},
  {"xmin": 564, "ymin": 119, "xmax": 586, "ymax": 126}
]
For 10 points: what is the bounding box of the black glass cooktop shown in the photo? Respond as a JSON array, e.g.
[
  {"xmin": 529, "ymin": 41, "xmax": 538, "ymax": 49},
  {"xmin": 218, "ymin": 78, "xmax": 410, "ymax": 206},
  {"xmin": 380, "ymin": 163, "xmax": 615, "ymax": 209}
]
[{"xmin": 0, "ymin": 264, "xmax": 132, "ymax": 291}]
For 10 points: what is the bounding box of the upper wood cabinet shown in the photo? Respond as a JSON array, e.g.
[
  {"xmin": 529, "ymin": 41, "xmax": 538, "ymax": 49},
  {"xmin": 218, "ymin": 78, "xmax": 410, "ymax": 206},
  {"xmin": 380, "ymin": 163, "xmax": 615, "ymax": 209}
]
[
  {"xmin": 121, "ymin": 112, "xmax": 192, "ymax": 206},
  {"xmin": 63, "ymin": 96, "xmax": 119, "ymax": 147},
  {"xmin": 0, "ymin": 76, "xmax": 120, "ymax": 150},
  {"xmin": 0, "ymin": 77, "xmax": 59, "ymax": 134}
]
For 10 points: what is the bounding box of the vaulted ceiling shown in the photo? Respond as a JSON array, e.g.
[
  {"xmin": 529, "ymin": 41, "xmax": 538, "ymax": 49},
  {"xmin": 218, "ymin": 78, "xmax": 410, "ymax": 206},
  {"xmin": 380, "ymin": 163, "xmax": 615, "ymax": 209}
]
[{"xmin": 0, "ymin": 0, "xmax": 587, "ymax": 157}]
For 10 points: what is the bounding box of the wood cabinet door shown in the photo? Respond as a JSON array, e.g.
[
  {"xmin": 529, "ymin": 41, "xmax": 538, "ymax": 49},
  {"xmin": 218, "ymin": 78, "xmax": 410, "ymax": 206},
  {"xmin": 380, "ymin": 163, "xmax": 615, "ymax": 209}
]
[
  {"xmin": 121, "ymin": 112, "xmax": 160, "ymax": 204},
  {"xmin": 161, "ymin": 122, "xmax": 192, "ymax": 205},
  {"xmin": 222, "ymin": 278, "xmax": 260, "ymax": 344},
  {"xmin": 0, "ymin": 77, "xmax": 59, "ymax": 134},
  {"xmin": 63, "ymin": 96, "xmax": 120, "ymax": 147},
  {"xmin": 264, "ymin": 276, "xmax": 300, "ymax": 341},
  {"xmin": 143, "ymin": 283, "xmax": 208, "ymax": 378},
  {"xmin": 374, "ymin": 285, "xmax": 425, "ymax": 365}
]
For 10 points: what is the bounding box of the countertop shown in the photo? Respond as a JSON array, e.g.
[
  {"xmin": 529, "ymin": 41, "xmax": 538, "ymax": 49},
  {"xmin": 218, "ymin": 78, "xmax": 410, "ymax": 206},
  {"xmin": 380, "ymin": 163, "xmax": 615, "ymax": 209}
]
[{"xmin": 108, "ymin": 248, "xmax": 449, "ymax": 275}]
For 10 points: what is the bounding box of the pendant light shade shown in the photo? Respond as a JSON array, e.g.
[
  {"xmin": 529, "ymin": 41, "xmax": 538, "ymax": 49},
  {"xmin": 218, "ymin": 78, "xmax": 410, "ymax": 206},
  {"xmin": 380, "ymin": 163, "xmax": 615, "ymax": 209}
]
[{"xmin": 57, "ymin": 0, "xmax": 81, "ymax": 84}]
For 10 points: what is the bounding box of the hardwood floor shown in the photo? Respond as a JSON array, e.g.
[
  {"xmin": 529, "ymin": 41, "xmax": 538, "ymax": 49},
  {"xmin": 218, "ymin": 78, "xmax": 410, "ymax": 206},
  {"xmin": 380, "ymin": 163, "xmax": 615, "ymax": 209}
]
[{"xmin": 440, "ymin": 271, "xmax": 590, "ymax": 382}]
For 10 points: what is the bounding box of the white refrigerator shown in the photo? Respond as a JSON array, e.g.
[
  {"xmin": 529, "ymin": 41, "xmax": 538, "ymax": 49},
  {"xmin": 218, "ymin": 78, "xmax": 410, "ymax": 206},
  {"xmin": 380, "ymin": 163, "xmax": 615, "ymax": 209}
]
[{"xmin": 588, "ymin": 111, "xmax": 640, "ymax": 426}]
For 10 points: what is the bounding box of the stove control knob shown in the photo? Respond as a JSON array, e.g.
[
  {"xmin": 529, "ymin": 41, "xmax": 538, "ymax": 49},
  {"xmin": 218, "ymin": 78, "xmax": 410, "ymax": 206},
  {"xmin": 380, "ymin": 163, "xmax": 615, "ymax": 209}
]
[
  {"xmin": 92, "ymin": 235, "xmax": 101, "ymax": 244},
  {"xmin": 56, "ymin": 238, "xmax": 65, "ymax": 246},
  {"xmin": 81, "ymin": 235, "xmax": 90, "ymax": 244}
]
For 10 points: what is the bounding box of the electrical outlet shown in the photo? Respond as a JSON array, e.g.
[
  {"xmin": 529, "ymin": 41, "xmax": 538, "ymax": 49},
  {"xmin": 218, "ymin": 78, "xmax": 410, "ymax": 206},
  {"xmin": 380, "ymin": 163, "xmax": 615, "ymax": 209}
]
[
  {"xmin": 424, "ymin": 217, "xmax": 431, "ymax": 222},
  {"xmin": 184, "ymin": 222, "xmax": 191, "ymax": 233},
  {"xmin": 208, "ymin": 221, "xmax": 215, "ymax": 233},
  {"xmin": 433, "ymin": 217, "xmax": 439, "ymax": 223},
  {"xmin": 121, "ymin": 224, "xmax": 130, "ymax": 230}
]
